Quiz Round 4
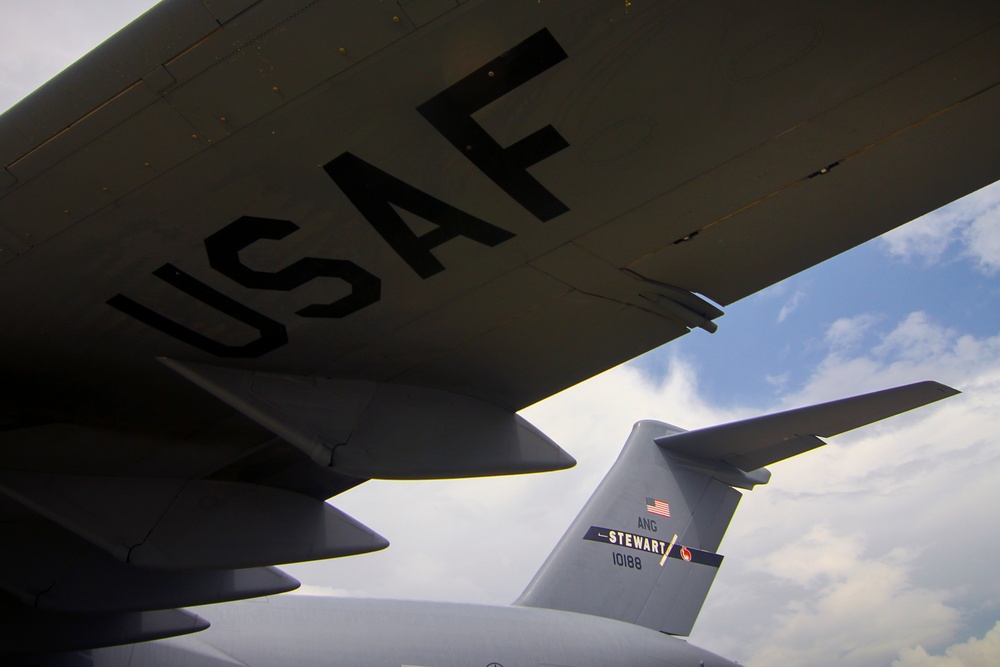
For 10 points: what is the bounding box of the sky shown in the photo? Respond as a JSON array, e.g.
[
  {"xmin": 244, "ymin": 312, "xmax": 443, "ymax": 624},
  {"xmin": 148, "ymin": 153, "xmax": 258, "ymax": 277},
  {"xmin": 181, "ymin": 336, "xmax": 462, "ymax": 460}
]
[{"xmin": 2, "ymin": 3, "xmax": 999, "ymax": 666}]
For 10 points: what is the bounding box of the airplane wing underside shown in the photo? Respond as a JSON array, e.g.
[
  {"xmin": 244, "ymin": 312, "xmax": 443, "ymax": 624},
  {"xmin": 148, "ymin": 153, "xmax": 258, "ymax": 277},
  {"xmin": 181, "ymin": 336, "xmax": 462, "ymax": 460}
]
[{"xmin": 1, "ymin": 0, "xmax": 998, "ymax": 650}]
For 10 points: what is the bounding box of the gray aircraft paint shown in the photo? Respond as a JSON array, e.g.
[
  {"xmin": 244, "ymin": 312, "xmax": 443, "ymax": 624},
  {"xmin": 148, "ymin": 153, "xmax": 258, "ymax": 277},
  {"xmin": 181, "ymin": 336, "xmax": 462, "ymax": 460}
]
[
  {"xmin": 95, "ymin": 598, "xmax": 740, "ymax": 667},
  {"xmin": 516, "ymin": 420, "xmax": 736, "ymax": 636},
  {"xmin": 0, "ymin": 0, "xmax": 992, "ymax": 659}
]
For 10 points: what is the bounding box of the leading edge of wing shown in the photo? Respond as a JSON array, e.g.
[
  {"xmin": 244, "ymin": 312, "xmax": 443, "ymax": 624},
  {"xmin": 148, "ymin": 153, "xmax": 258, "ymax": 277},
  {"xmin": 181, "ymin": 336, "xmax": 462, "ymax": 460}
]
[{"xmin": 654, "ymin": 381, "xmax": 960, "ymax": 472}]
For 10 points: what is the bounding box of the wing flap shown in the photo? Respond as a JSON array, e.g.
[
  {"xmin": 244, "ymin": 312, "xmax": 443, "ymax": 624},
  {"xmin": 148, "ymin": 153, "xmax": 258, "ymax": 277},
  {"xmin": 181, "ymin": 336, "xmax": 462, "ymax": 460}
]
[
  {"xmin": 17, "ymin": 561, "xmax": 297, "ymax": 615},
  {"xmin": 0, "ymin": 516, "xmax": 298, "ymax": 612},
  {"xmin": 0, "ymin": 474, "xmax": 387, "ymax": 570},
  {"xmin": 654, "ymin": 381, "xmax": 959, "ymax": 471},
  {"xmin": 0, "ymin": 592, "xmax": 209, "ymax": 656},
  {"xmin": 161, "ymin": 359, "xmax": 575, "ymax": 478}
]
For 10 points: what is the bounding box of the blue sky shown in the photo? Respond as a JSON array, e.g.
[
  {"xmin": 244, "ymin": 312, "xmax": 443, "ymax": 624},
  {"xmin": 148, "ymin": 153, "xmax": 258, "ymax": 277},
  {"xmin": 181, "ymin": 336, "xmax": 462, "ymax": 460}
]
[
  {"xmin": 652, "ymin": 189, "xmax": 1000, "ymax": 409},
  {"xmin": 3, "ymin": 3, "xmax": 999, "ymax": 666}
]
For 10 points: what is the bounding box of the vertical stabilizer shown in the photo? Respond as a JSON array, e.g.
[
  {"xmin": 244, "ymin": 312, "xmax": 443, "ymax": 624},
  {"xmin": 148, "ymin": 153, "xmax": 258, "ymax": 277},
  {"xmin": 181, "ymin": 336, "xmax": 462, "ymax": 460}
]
[
  {"xmin": 515, "ymin": 381, "xmax": 958, "ymax": 635},
  {"xmin": 515, "ymin": 419, "xmax": 736, "ymax": 636}
]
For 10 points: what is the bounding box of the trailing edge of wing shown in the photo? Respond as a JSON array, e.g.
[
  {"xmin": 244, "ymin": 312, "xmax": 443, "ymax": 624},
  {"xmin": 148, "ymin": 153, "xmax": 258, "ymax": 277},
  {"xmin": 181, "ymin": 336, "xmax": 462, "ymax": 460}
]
[{"xmin": 654, "ymin": 381, "xmax": 960, "ymax": 473}]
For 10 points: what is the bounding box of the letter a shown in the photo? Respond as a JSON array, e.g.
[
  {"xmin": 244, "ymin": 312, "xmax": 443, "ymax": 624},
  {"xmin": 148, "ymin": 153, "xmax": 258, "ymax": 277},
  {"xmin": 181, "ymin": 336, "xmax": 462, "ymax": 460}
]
[{"xmin": 325, "ymin": 152, "xmax": 515, "ymax": 279}]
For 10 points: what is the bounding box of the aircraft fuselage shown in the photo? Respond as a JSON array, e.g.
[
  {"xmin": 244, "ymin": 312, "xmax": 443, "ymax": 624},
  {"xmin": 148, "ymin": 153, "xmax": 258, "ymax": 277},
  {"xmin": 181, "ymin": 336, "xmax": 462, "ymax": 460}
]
[{"xmin": 92, "ymin": 596, "xmax": 738, "ymax": 667}]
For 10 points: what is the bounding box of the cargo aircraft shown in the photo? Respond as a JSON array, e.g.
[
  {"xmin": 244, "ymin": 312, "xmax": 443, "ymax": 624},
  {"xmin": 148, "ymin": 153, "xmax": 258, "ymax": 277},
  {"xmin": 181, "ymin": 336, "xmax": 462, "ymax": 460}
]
[{"xmin": 0, "ymin": 0, "xmax": 997, "ymax": 664}]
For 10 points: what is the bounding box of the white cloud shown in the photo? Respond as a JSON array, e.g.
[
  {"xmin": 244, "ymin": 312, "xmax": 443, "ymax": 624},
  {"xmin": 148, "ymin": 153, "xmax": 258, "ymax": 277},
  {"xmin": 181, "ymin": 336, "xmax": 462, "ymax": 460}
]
[
  {"xmin": 880, "ymin": 208, "xmax": 965, "ymax": 265},
  {"xmin": 751, "ymin": 524, "xmax": 865, "ymax": 587},
  {"xmin": 880, "ymin": 180, "xmax": 1000, "ymax": 273},
  {"xmin": 687, "ymin": 310, "xmax": 1000, "ymax": 664},
  {"xmin": 745, "ymin": 526, "xmax": 959, "ymax": 667},
  {"xmin": 765, "ymin": 371, "xmax": 790, "ymax": 390},
  {"xmin": 786, "ymin": 310, "xmax": 1000, "ymax": 407},
  {"xmin": 826, "ymin": 313, "xmax": 879, "ymax": 352},
  {"xmin": 778, "ymin": 289, "xmax": 806, "ymax": 322},
  {"xmin": 873, "ymin": 311, "xmax": 959, "ymax": 361},
  {"xmin": 291, "ymin": 584, "xmax": 353, "ymax": 597},
  {"xmin": 893, "ymin": 621, "xmax": 1000, "ymax": 667},
  {"xmin": 0, "ymin": 1, "xmax": 155, "ymax": 113},
  {"xmin": 964, "ymin": 206, "xmax": 1000, "ymax": 274}
]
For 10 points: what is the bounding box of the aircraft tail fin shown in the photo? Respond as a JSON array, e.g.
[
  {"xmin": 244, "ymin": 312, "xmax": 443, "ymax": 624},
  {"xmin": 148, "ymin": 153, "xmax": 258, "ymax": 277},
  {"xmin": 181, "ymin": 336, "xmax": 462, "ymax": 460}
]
[{"xmin": 514, "ymin": 381, "xmax": 957, "ymax": 635}]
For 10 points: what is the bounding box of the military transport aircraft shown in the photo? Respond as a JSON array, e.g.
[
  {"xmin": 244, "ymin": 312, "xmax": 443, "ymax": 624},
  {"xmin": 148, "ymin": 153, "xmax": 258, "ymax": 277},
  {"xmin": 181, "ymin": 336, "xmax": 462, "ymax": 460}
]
[{"xmin": 0, "ymin": 0, "xmax": 997, "ymax": 663}]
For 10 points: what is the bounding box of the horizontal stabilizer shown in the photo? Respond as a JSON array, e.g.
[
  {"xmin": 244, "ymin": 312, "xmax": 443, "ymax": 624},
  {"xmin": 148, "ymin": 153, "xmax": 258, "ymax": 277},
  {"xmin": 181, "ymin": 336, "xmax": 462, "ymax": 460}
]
[
  {"xmin": 0, "ymin": 474, "xmax": 387, "ymax": 570},
  {"xmin": 654, "ymin": 381, "xmax": 959, "ymax": 471},
  {"xmin": 161, "ymin": 359, "xmax": 574, "ymax": 479}
]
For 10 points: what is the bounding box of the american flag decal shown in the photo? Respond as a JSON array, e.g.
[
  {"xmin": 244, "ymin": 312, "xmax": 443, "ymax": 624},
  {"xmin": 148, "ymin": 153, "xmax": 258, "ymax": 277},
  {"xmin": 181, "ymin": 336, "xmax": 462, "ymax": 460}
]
[{"xmin": 646, "ymin": 497, "xmax": 670, "ymax": 518}]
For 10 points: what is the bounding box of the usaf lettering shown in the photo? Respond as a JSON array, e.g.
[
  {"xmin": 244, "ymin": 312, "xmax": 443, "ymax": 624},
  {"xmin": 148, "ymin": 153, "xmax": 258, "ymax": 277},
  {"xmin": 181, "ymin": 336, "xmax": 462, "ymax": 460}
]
[{"xmin": 109, "ymin": 30, "xmax": 569, "ymax": 357}]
